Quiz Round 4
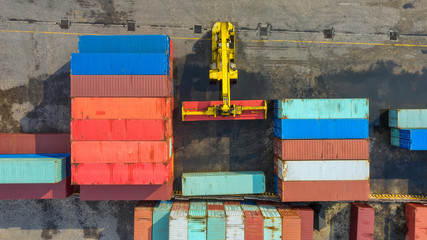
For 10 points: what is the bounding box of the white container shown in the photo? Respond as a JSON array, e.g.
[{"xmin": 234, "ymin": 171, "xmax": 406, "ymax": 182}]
[
  {"xmin": 225, "ymin": 205, "xmax": 244, "ymax": 240},
  {"xmin": 169, "ymin": 204, "xmax": 189, "ymax": 240}
]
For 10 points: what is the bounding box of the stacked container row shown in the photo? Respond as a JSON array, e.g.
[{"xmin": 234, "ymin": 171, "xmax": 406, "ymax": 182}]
[
  {"xmin": 70, "ymin": 35, "xmax": 174, "ymax": 200},
  {"xmin": 389, "ymin": 109, "xmax": 427, "ymax": 150},
  {"xmin": 405, "ymin": 203, "xmax": 427, "ymax": 240},
  {"xmin": 273, "ymin": 99, "xmax": 370, "ymax": 202},
  {"xmin": 134, "ymin": 200, "xmax": 314, "ymax": 240},
  {"xmin": 0, "ymin": 133, "xmax": 73, "ymax": 199},
  {"xmin": 350, "ymin": 203, "xmax": 375, "ymax": 240}
]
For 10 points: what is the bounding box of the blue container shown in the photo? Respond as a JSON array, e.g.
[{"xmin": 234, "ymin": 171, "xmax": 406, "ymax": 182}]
[
  {"xmin": 152, "ymin": 200, "xmax": 173, "ymax": 240},
  {"xmin": 273, "ymin": 119, "xmax": 369, "ymax": 139},
  {"xmin": 273, "ymin": 174, "xmax": 279, "ymax": 195},
  {"xmin": 207, "ymin": 210, "xmax": 226, "ymax": 240},
  {"xmin": 71, "ymin": 53, "xmax": 169, "ymax": 75},
  {"xmin": 274, "ymin": 99, "xmax": 369, "ymax": 119},
  {"xmin": 78, "ymin": 35, "xmax": 171, "ymax": 54},
  {"xmin": 0, "ymin": 154, "xmax": 67, "ymax": 183},
  {"xmin": 0, "ymin": 154, "xmax": 71, "ymax": 177},
  {"xmin": 398, "ymin": 129, "xmax": 427, "ymax": 150}
]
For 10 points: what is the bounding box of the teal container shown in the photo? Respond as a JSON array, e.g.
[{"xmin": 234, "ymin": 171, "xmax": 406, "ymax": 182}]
[
  {"xmin": 241, "ymin": 202, "xmax": 260, "ymax": 211},
  {"xmin": 0, "ymin": 156, "xmax": 66, "ymax": 183},
  {"xmin": 389, "ymin": 109, "xmax": 427, "ymax": 128},
  {"xmin": 152, "ymin": 200, "xmax": 173, "ymax": 240},
  {"xmin": 182, "ymin": 171, "xmax": 265, "ymax": 196},
  {"xmin": 391, "ymin": 136, "xmax": 400, "ymax": 147},
  {"xmin": 390, "ymin": 128, "xmax": 400, "ymax": 138},
  {"xmin": 259, "ymin": 205, "xmax": 282, "ymax": 240},
  {"xmin": 207, "ymin": 210, "xmax": 226, "ymax": 240},
  {"xmin": 188, "ymin": 204, "xmax": 207, "ymax": 240},
  {"xmin": 274, "ymin": 99, "xmax": 369, "ymax": 119}
]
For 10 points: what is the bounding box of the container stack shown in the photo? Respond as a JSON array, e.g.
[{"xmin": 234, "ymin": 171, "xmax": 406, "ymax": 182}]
[
  {"xmin": 350, "ymin": 203, "xmax": 375, "ymax": 240},
  {"xmin": 273, "ymin": 99, "xmax": 370, "ymax": 202},
  {"xmin": 389, "ymin": 109, "xmax": 427, "ymax": 150},
  {"xmin": 70, "ymin": 35, "xmax": 174, "ymax": 200},
  {"xmin": 0, "ymin": 133, "xmax": 72, "ymax": 199},
  {"xmin": 405, "ymin": 203, "xmax": 427, "ymax": 240}
]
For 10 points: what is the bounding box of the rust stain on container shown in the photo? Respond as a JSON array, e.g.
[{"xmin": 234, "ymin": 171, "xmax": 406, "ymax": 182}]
[
  {"xmin": 243, "ymin": 210, "xmax": 264, "ymax": 240},
  {"xmin": 134, "ymin": 201, "xmax": 156, "ymax": 240}
]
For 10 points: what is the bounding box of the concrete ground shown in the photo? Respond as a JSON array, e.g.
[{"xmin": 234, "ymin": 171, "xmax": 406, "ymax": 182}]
[{"xmin": 0, "ymin": 0, "xmax": 427, "ymax": 239}]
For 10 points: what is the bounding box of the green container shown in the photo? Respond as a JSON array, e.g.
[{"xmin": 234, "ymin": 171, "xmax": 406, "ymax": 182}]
[
  {"xmin": 182, "ymin": 171, "xmax": 265, "ymax": 196},
  {"xmin": 207, "ymin": 210, "xmax": 226, "ymax": 240}
]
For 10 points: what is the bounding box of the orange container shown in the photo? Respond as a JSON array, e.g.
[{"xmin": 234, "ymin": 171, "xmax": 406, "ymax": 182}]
[
  {"xmin": 71, "ymin": 97, "xmax": 172, "ymax": 120},
  {"xmin": 406, "ymin": 203, "xmax": 427, "ymax": 240},
  {"xmin": 134, "ymin": 201, "xmax": 156, "ymax": 240},
  {"xmin": 276, "ymin": 204, "xmax": 302, "ymax": 240},
  {"xmin": 292, "ymin": 206, "xmax": 314, "ymax": 240},
  {"xmin": 71, "ymin": 140, "xmax": 172, "ymax": 164}
]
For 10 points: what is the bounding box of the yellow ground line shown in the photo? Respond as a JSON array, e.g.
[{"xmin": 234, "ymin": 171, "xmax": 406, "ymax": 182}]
[{"xmin": 1, "ymin": 29, "xmax": 427, "ymax": 48}]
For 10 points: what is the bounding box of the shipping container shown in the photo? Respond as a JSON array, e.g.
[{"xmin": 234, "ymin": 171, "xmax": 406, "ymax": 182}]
[
  {"xmin": 71, "ymin": 97, "xmax": 172, "ymax": 120},
  {"xmin": 390, "ymin": 136, "xmax": 400, "ymax": 147},
  {"xmin": 274, "ymin": 119, "xmax": 369, "ymax": 139},
  {"xmin": 293, "ymin": 207, "xmax": 314, "ymax": 240},
  {"xmin": 70, "ymin": 75, "xmax": 172, "ymax": 97},
  {"xmin": 134, "ymin": 201, "xmax": 156, "ymax": 240},
  {"xmin": 79, "ymin": 181, "xmax": 173, "ymax": 200},
  {"xmin": 241, "ymin": 202, "xmax": 264, "ymax": 240},
  {"xmin": 224, "ymin": 204, "xmax": 245, "ymax": 240},
  {"xmin": 0, "ymin": 133, "xmax": 70, "ymax": 154},
  {"xmin": 276, "ymin": 180, "xmax": 370, "ymax": 202},
  {"xmin": 71, "ymin": 139, "xmax": 173, "ymax": 164},
  {"xmin": 78, "ymin": 35, "xmax": 170, "ymax": 54},
  {"xmin": 152, "ymin": 201, "xmax": 173, "ymax": 240},
  {"xmin": 0, "ymin": 155, "xmax": 66, "ymax": 183},
  {"xmin": 274, "ymin": 158, "xmax": 370, "ymax": 181},
  {"xmin": 169, "ymin": 201, "xmax": 190, "ymax": 240},
  {"xmin": 71, "ymin": 53, "xmax": 170, "ymax": 75},
  {"xmin": 182, "ymin": 171, "xmax": 265, "ymax": 196},
  {"xmin": 396, "ymin": 129, "xmax": 427, "ymax": 150},
  {"xmin": 71, "ymin": 160, "xmax": 173, "ymax": 185},
  {"xmin": 188, "ymin": 203, "xmax": 207, "ymax": 240},
  {"xmin": 406, "ymin": 203, "xmax": 427, "ymax": 240},
  {"xmin": 71, "ymin": 119, "xmax": 172, "ymax": 141},
  {"xmin": 350, "ymin": 203, "xmax": 374, "ymax": 240},
  {"xmin": 275, "ymin": 204, "xmax": 302, "ymax": 240},
  {"xmin": 258, "ymin": 204, "xmax": 282, "ymax": 240},
  {"xmin": 273, "ymin": 138, "xmax": 369, "ymax": 160},
  {"xmin": 0, "ymin": 177, "xmax": 71, "ymax": 200},
  {"xmin": 207, "ymin": 210, "xmax": 226, "ymax": 240},
  {"xmin": 389, "ymin": 109, "xmax": 427, "ymax": 129},
  {"xmin": 274, "ymin": 99, "xmax": 369, "ymax": 119}
]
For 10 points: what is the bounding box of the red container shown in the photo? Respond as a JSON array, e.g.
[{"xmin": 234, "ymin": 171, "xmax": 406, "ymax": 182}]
[
  {"xmin": 350, "ymin": 203, "xmax": 375, "ymax": 240},
  {"xmin": 277, "ymin": 180, "xmax": 370, "ymax": 202},
  {"xmin": 71, "ymin": 97, "xmax": 172, "ymax": 120},
  {"xmin": 71, "ymin": 119, "xmax": 172, "ymax": 141},
  {"xmin": 0, "ymin": 177, "xmax": 71, "ymax": 200},
  {"xmin": 406, "ymin": 203, "xmax": 427, "ymax": 240},
  {"xmin": 273, "ymin": 138, "xmax": 369, "ymax": 160},
  {"xmin": 244, "ymin": 210, "xmax": 264, "ymax": 240},
  {"xmin": 182, "ymin": 100, "xmax": 266, "ymax": 121},
  {"xmin": 0, "ymin": 133, "xmax": 70, "ymax": 154},
  {"xmin": 71, "ymin": 139, "xmax": 172, "ymax": 163},
  {"xmin": 276, "ymin": 204, "xmax": 302, "ymax": 240},
  {"xmin": 80, "ymin": 181, "xmax": 173, "ymax": 200},
  {"xmin": 207, "ymin": 205, "xmax": 225, "ymax": 211},
  {"xmin": 134, "ymin": 201, "xmax": 156, "ymax": 240},
  {"xmin": 71, "ymin": 160, "xmax": 173, "ymax": 185},
  {"xmin": 292, "ymin": 206, "xmax": 314, "ymax": 240},
  {"xmin": 172, "ymin": 200, "xmax": 190, "ymax": 210},
  {"xmin": 71, "ymin": 75, "xmax": 172, "ymax": 97}
]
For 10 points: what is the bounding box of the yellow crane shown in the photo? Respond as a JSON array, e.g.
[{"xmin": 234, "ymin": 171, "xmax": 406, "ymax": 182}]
[{"xmin": 182, "ymin": 22, "xmax": 267, "ymax": 121}]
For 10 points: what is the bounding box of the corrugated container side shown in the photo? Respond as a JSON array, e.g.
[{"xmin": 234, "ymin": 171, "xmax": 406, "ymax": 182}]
[
  {"xmin": 243, "ymin": 210, "xmax": 264, "ymax": 240},
  {"xmin": 277, "ymin": 180, "xmax": 370, "ymax": 202},
  {"xmin": 152, "ymin": 201, "xmax": 173, "ymax": 240},
  {"xmin": 400, "ymin": 129, "xmax": 427, "ymax": 150},
  {"xmin": 71, "ymin": 97, "xmax": 172, "ymax": 120},
  {"xmin": 79, "ymin": 181, "xmax": 173, "ymax": 200},
  {"xmin": 274, "ymin": 119, "xmax": 369, "ymax": 139},
  {"xmin": 0, "ymin": 177, "xmax": 71, "ymax": 200},
  {"xmin": 293, "ymin": 207, "xmax": 314, "ymax": 240},
  {"xmin": 71, "ymin": 139, "xmax": 172, "ymax": 163},
  {"xmin": 0, "ymin": 157, "xmax": 66, "ymax": 183},
  {"xmin": 208, "ymin": 205, "xmax": 225, "ymax": 211},
  {"xmin": 258, "ymin": 204, "xmax": 282, "ymax": 240},
  {"xmin": 350, "ymin": 203, "xmax": 375, "ymax": 240},
  {"xmin": 390, "ymin": 128, "xmax": 400, "ymax": 138},
  {"xmin": 70, "ymin": 75, "xmax": 172, "ymax": 97},
  {"xmin": 71, "ymin": 53, "xmax": 170, "ymax": 75},
  {"xmin": 225, "ymin": 205, "xmax": 245, "ymax": 240},
  {"xmin": 390, "ymin": 136, "xmax": 400, "ymax": 147},
  {"xmin": 405, "ymin": 203, "xmax": 427, "ymax": 240},
  {"xmin": 71, "ymin": 119, "xmax": 172, "ymax": 141},
  {"xmin": 207, "ymin": 210, "xmax": 226, "ymax": 240},
  {"xmin": 188, "ymin": 204, "xmax": 207, "ymax": 240},
  {"xmin": 273, "ymin": 138, "xmax": 369, "ymax": 160},
  {"xmin": 134, "ymin": 201, "xmax": 156, "ymax": 240},
  {"xmin": 182, "ymin": 171, "xmax": 265, "ymax": 196},
  {"xmin": 276, "ymin": 204, "xmax": 302, "ymax": 240},
  {"xmin": 389, "ymin": 109, "xmax": 427, "ymax": 128},
  {"xmin": 275, "ymin": 158, "xmax": 370, "ymax": 181},
  {"xmin": 0, "ymin": 133, "xmax": 70, "ymax": 154},
  {"xmin": 274, "ymin": 99, "xmax": 369, "ymax": 119},
  {"xmin": 169, "ymin": 202, "xmax": 189, "ymax": 240}
]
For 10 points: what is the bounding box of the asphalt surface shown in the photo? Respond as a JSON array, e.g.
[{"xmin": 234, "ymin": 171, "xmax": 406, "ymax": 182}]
[{"xmin": 0, "ymin": 0, "xmax": 427, "ymax": 239}]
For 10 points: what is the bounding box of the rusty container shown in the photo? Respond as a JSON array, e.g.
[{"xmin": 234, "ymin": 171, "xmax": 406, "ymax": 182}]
[
  {"xmin": 350, "ymin": 202, "xmax": 375, "ymax": 240},
  {"xmin": 134, "ymin": 201, "xmax": 156, "ymax": 240},
  {"xmin": 276, "ymin": 204, "xmax": 302, "ymax": 240}
]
